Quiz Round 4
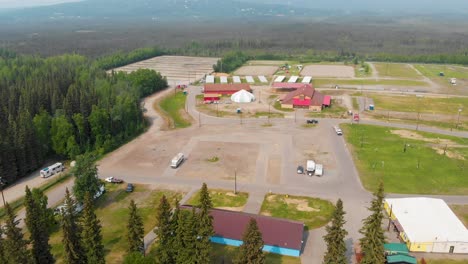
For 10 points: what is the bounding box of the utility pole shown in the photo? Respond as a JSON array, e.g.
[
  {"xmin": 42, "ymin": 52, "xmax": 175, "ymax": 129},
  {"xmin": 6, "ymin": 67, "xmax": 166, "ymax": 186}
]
[
  {"xmin": 198, "ymin": 111, "xmax": 201, "ymax": 128},
  {"xmin": 234, "ymin": 168, "xmax": 237, "ymax": 195},
  {"xmin": 268, "ymin": 103, "xmax": 271, "ymax": 124},
  {"xmin": 294, "ymin": 109, "xmax": 297, "ymax": 123},
  {"xmin": 456, "ymin": 108, "xmax": 462, "ymax": 129}
]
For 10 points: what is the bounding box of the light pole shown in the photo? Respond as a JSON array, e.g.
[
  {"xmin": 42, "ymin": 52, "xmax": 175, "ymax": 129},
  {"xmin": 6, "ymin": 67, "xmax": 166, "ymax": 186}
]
[
  {"xmin": 456, "ymin": 108, "xmax": 463, "ymax": 129},
  {"xmin": 234, "ymin": 168, "xmax": 237, "ymax": 195}
]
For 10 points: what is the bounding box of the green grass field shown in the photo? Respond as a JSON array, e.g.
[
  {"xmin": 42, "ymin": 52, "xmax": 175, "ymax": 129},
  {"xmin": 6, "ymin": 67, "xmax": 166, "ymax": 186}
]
[
  {"xmin": 158, "ymin": 91, "xmax": 191, "ymax": 128},
  {"xmin": 186, "ymin": 189, "xmax": 248, "ymax": 209},
  {"xmin": 49, "ymin": 184, "xmax": 183, "ymax": 263},
  {"xmin": 260, "ymin": 194, "xmax": 334, "ymax": 230},
  {"xmin": 370, "ymin": 95, "xmax": 468, "ymax": 117},
  {"xmin": 211, "ymin": 243, "xmax": 300, "ymax": 264},
  {"xmin": 307, "ymin": 100, "xmax": 348, "ymax": 118},
  {"xmin": 313, "ymin": 78, "xmax": 427, "ymax": 87},
  {"xmin": 369, "ymin": 113, "xmax": 468, "ymax": 131},
  {"xmin": 342, "ymin": 124, "xmax": 468, "ymax": 194},
  {"xmin": 374, "ymin": 63, "xmax": 422, "ymax": 79},
  {"xmin": 414, "ymin": 64, "xmax": 468, "ymax": 79}
]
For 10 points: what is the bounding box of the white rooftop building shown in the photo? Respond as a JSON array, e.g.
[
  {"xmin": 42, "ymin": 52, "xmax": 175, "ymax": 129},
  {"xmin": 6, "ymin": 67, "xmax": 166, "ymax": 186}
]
[
  {"xmin": 230, "ymin": 89, "xmax": 255, "ymax": 103},
  {"xmin": 205, "ymin": 75, "xmax": 215, "ymax": 84},
  {"xmin": 384, "ymin": 197, "xmax": 468, "ymax": 254}
]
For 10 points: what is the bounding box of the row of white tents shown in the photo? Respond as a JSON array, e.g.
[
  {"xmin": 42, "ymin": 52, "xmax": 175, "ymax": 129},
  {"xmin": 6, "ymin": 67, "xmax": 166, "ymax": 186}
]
[
  {"xmin": 205, "ymin": 75, "xmax": 268, "ymax": 84},
  {"xmin": 274, "ymin": 75, "xmax": 312, "ymax": 83}
]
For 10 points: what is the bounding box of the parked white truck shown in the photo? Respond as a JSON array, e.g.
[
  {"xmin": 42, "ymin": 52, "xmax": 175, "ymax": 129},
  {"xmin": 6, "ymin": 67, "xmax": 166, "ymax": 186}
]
[
  {"xmin": 306, "ymin": 160, "xmax": 316, "ymax": 176},
  {"xmin": 40, "ymin": 162, "xmax": 65, "ymax": 178},
  {"xmin": 315, "ymin": 164, "xmax": 323, "ymax": 176},
  {"xmin": 171, "ymin": 153, "xmax": 185, "ymax": 168}
]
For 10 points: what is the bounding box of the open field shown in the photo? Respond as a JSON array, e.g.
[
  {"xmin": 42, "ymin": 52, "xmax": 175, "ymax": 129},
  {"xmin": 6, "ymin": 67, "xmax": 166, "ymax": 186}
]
[
  {"xmin": 260, "ymin": 194, "xmax": 334, "ymax": 230},
  {"xmin": 370, "ymin": 94, "xmax": 468, "ymax": 116},
  {"xmin": 307, "ymin": 99, "xmax": 348, "ymax": 118},
  {"xmin": 301, "ymin": 65, "xmax": 355, "ymax": 78},
  {"xmin": 449, "ymin": 205, "xmax": 468, "ymax": 227},
  {"xmin": 176, "ymin": 141, "xmax": 259, "ymax": 183},
  {"xmin": 186, "ymin": 188, "xmax": 249, "ymax": 211},
  {"xmin": 211, "ymin": 243, "xmax": 301, "ymax": 264},
  {"xmin": 157, "ymin": 91, "xmax": 191, "ymax": 129},
  {"xmin": 50, "ymin": 184, "xmax": 184, "ymax": 263},
  {"xmin": 234, "ymin": 65, "xmax": 278, "ymax": 76},
  {"xmin": 313, "ymin": 78, "xmax": 428, "ymax": 87},
  {"xmin": 245, "ymin": 60, "xmax": 287, "ymax": 66},
  {"xmin": 342, "ymin": 124, "xmax": 468, "ymax": 194},
  {"xmin": 414, "ymin": 64, "xmax": 468, "ymax": 80},
  {"xmin": 373, "ymin": 63, "xmax": 422, "ymax": 79},
  {"xmin": 111, "ymin": 55, "xmax": 218, "ymax": 84}
]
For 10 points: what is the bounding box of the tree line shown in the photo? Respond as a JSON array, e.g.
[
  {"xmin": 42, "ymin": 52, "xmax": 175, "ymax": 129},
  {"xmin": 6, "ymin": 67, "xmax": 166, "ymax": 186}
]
[{"xmin": 0, "ymin": 51, "xmax": 167, "ymax": 186}]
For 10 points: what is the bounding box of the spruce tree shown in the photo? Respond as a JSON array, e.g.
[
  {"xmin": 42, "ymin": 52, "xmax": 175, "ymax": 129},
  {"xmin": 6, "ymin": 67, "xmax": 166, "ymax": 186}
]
[
  {"xmin": 154, "ymin": 195, "xmax": 172, "ymax": 264},
  {"xmin": 32, "ymin": 188, "xmax": 56, "ymax": 232},
  {"xmin": 61, "ymin": 188, "xmax": 87, "ymax": 264},
  {"xmin": 195, "ymin": 183, "xmax": 214, "ymax": 263},
  {"xmin": 24, "ymin": 186, "xmax": 55, "ymax": 264},
  {"xmin": 323, "ymin": 199, "xmax": 348, "ymax": 264},
  {"xmin": 168, "ymin": 199, "xmax": 180, "ymax": 258},
  {"xmin": 127, "ymin": 200, "xmax": 145, "ymax": 254},
  {"xmin": 0, "ymin": 227, "xmax": 6, "ymax": 264},
  {"xmin": 359, "ymin": 182, "xmax": 386, "ymax": 264},
  {"xmin": 3, "ymin": 202, "xmax": 32, "ymax": 264},
  {"xmin": 81, "ymin": 192, "xmax": 105, "ymax": 264},
  {"xmin": 176, "ymin": 208, "xmax": 197, "ymax": 264},
  {"xmin": 235, "ymin": 218, "xmax": 265, "ymax": 264}
]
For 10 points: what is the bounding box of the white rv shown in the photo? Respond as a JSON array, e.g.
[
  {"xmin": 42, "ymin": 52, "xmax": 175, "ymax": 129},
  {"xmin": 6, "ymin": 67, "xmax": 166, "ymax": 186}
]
[
  {"xmin": 40, "ymin": 162, "xmax": 65, "ymax": 178},
  {"xmin": 171, "ymin": 153, "xmax": 185, "ymax": 168},
  {"xmin": 306, "ymin": 160, "xmax": 316, "ymax": 176},
  {"xmin": 315, "ymin": 164, "xmax": 323, "ymax": 176}
]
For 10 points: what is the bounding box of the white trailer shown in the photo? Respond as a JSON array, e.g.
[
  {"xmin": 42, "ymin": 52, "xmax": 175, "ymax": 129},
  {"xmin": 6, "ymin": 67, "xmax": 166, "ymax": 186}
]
[
  {"xmin": 315, "ymin": 164, "xmax": 323, "ymax": 176},
  {"xmin": 306, "ymin": 160, "xmax": 316, "ymax": 176},
  {"xmin": 40, "ymin": 162, "xmax": 65, "ymax": 178},
  {"xmin": 171, "ymin": 153, "xmax": 185, "ymax": 168}
]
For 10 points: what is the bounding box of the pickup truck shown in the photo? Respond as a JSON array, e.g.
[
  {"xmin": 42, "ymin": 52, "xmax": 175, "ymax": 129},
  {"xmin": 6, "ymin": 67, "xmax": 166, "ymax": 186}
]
[
  {"xmin": 105, "ymin": 177, "xmax": 123, "ymax": 184},
  {"xmin": 333, "ymin": 126, "xmax": 343, "ymax": 135}
]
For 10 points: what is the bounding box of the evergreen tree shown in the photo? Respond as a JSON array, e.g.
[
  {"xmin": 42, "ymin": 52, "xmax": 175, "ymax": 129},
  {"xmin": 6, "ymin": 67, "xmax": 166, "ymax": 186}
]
[
  {"xmin": 235, "ymin": 218, "xmax": 265, "ymax": 264},
  {"xmin": 72, "ymin": 153, "xmax": 101, "ymax": 204},
  {"xmin": 24, "ymin": 186, "xmax": 55, "ymax": 264},
  {"xmin": 323, "ymin": 199, "xmax": 348, "ymax": 264},
  {"xmin": 154, "ymin": 195, "xmax": 172, "ymax": 264},
  {"xmin": 127, "ymin": 200, "xmax": 144, "ymax": 254},
  {"xmin": 31, "ymin": 188, "xmax": 56, "ymax": 232},
  {"xmin": 176, "ymin": 208, "xmax": 197, "ymax": 264},
  {"xmin": 61, "ymin": 188, "xmax": 87, "ymax": 264},
  {"xmin": 195, "ymin": 183, "xmax": 214, "ymax": 263},
  {"xmin": 81, "ymin": 192, "xmax": 105, "ymax": 264},
  {"xmin": 359, "ymin": 182, "xmax": 386, "ymax": 264},
  {"xmin": 0, "ymin": 227, "xmax": 6, "ymax": 264},
  {"xmin": 3, "ymin": 202, "xmax": 32, "ymax": 264},
  {"xmin": 123, "ymin": 252, "xmax": 156, "ymax": 264},
  {"xmin": 168, "ymin": 199, "xmax": 180, "ymax": 258}
]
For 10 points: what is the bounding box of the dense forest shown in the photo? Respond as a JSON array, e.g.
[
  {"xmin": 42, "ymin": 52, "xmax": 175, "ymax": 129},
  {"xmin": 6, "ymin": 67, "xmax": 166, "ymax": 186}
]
[{"xmin": 0, "ymin": 49, "xmax": 167, "ymax": 185}]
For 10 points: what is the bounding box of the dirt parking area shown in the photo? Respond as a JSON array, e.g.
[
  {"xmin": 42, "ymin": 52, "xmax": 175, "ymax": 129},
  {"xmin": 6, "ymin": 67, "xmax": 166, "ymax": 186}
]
[
  {"xmin": 234, "ymin": 66, "xmax": 278, "ymax": 76},
  {"xmin": 176, "ymin": 141, "xmax": 259, "ymax": 183},
  {"xmin": 111, "ymin": 55, "xmax": 219, "ymax": 85},
  {"xmin": 301, "ymin": 65, "xmax": 355, "ymax": 78}
]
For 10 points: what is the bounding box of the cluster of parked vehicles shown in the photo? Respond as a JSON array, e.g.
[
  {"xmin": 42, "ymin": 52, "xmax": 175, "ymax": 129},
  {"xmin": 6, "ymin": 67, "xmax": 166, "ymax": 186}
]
[{"xmin": 297, "ymin": 160, "xmax": 323, "ymax": 177}]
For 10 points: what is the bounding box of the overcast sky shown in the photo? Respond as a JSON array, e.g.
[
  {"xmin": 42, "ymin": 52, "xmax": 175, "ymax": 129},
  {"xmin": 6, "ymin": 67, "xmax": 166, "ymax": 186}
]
[{"xmin": 0, "ymin": 0, "xmax": 81, "ymax": 8}]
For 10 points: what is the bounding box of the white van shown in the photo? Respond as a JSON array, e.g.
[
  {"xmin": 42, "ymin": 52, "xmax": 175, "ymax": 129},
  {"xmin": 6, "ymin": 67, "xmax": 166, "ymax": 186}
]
[
  {"xmin": 40, "ymin": 162, "xmax": 65, "ymax": 178},
  {"xmin": 315, "ymin": 164, "xmax": 323, "ymax": 176},
  {"xmin": 306, "ymin": 160, "xmax": 316, "ymax": 176},
  {"xmin": 171, "ymin": 153, "xmax": 185, "ymax": 168}
]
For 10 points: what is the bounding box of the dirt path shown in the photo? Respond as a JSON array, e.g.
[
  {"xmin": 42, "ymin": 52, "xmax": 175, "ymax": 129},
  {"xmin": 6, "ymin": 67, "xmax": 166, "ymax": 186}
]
[{"xmin": 367, "ymin": 62, "xmax": 379, "ymax": 79}]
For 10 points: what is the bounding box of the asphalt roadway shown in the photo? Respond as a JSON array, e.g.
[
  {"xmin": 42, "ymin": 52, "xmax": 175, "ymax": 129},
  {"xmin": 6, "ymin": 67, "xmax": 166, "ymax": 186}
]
[{"xmin": 3, "ymin": 86, "xmax": 468, "ymax": 263}]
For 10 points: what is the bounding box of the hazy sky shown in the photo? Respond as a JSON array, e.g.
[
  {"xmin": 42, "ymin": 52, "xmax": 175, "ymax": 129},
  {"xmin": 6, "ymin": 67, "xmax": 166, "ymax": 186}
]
[{"xmin": 0, "ymin": 0, "xmax": 81, "ymax": 8}]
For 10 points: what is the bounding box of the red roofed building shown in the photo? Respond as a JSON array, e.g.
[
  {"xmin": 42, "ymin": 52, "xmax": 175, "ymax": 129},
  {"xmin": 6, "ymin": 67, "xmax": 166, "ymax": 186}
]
[
  {"xmin": 203, "ymin": 84, "xmax": 252, "ymax": 95},
  {"xmin": 180, "ymin": 205, "xmax": 304, "ymax": 257},
  {"xmin": 280, "ymin": 85, "xmax": 325, "ymax": 112},
  {"xmin": 273, "ymin": 82, "xmax": 310, "ymax": 91}
]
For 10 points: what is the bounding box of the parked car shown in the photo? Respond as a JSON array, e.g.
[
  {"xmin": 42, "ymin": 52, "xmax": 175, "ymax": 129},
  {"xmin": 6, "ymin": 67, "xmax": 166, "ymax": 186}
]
[
  {"xmin": 126, "ymin": 183, "xmax": 134, "ymax": 192},
  {"xmin": 94, "ymin": 185, "xmax": 106, "ymax": 199},
  {"xmin": 333, "ymin": 126, "xmax": 343, "ymax": 135},
  {"xmin": 105, "ymin": 177, "xmax": 123, "ymax": 183},
  {"xmin": 306, "ymin": 119, "xmax": 319, "ymax": 124},
  {"xmin": 297, "ymin": 165, "xmax": 304, "ymax": 174}
]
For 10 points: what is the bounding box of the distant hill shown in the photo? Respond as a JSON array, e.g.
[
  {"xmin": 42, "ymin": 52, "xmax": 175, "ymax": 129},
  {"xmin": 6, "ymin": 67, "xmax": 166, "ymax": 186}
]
[{"xmin": 0, "ymin": 0, "xmax": 343, "ymax": 23}]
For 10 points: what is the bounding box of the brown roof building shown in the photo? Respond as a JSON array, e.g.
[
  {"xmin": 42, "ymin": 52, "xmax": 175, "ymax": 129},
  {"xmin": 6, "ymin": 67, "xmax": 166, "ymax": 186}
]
[
  {"xmin": 180, "ymin": 205, "xmax": 304, "ymax": 256},
  {"xmin": 280, "ymin": 84, "xmax": 325, "ymax": 111}
]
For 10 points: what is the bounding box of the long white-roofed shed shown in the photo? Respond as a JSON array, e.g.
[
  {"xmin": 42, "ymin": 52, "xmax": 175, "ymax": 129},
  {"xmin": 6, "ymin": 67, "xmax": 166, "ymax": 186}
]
[{"xmin": 384, "ymin": 197, "xmax": 468, "ymax": 254}]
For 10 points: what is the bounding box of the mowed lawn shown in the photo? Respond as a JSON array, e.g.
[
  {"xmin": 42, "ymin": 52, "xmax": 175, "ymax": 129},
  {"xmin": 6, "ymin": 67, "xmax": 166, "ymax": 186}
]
[
  {"xmin": 313, "ymin": 78, "xmax": 427, "ymax": 87},
  {"xmin": 49, "ymin": 184, "xmax": 184, "ymax": 263},
  {"xmin": 342, "ymin": 124, "xmax": 468, "ymax": 194},
  {"xmin": 211, "ymin": 243, "xmax": 300, "ymax": 264},
  {"xmin": 186, "ymin": 188, "xmax": 249, "ymax": 209},
  {"xmin": 260, "ymin": 194, "xmax": 334, "ymax": 230},
  {"xmin": 157, "ymin": 91, "xmax": 191, "ymax": 128},
  {"xmin": 370, "ymin": 94, "xmax": 468, "ymax": 117},
  {"xmin": 373, "ymin": 63, "xmax": 422, "ymax": 79},
  {"xmin": 414, "ymin": 64, "xmax": 468, "ymax": 79}
]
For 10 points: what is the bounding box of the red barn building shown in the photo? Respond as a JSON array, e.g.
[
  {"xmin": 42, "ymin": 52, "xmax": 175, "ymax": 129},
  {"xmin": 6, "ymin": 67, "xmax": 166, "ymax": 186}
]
[
  {"xmin": 280, "ymin": 85, "xmax": 326, "ymax": 111},
  {"xmin": 203, "ymin": 84, "xmax": 252, "ymax": 95}
]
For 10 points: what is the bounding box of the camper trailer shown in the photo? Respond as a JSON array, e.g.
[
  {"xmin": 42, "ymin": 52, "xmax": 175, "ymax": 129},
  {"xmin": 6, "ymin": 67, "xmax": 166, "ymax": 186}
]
[
  {"xmin": 40, "ymin": 163, "xmax": 65, "ymax": 178},
  {"xmin": 171, "ymin": 153, "xmax": 185, "ymax": 168}
]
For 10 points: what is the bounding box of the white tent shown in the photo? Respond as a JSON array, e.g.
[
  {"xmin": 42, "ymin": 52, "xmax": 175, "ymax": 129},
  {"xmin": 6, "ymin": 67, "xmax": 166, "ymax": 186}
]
[{"xmin": 231, "ymin": 89, "xmax": 255, "ymax": 103}]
